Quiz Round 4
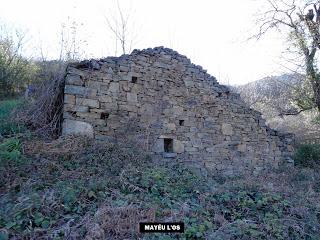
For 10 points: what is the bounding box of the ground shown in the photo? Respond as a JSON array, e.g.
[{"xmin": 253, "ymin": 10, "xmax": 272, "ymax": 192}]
[{"xmin": 0, "ymin": 99, "xmax": 320, "ymax": 240}]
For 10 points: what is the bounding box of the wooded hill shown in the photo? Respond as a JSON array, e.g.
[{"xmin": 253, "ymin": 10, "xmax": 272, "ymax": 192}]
[{"xmin": 231, "ymin": 74, "xmax": 320, "ymax": 143}]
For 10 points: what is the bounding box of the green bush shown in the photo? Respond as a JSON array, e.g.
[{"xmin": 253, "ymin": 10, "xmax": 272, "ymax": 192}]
[
  {"xmin": 312, "ymin": 114, "xmax": 320, "ymax": 124},
  {"xmin": 0, "ymin": 99, "xmax": 19, "ymax": 118},
  {"xmin": 0, "ymin": 138, "xmax": 26, "ymax": 167},
  {"xmin": 0, "ymin": 99, "xmax": 27, "ymax": 136},
  {"xmin": 0, "ymin": 33, "xmax": 39, "ymax": 98},
  {"xmin": 294, "ymin": 144, "xmax": 320, "ymax": 167}
]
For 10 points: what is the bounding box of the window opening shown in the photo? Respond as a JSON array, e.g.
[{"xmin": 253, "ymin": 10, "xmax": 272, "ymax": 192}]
[
  {"xmin": 100, "ymin": 112, "xmax": 109, "ymax": 120},
  {"xmin": 131, "ymin": 76, "xmax": 138, "ymax": 83}
]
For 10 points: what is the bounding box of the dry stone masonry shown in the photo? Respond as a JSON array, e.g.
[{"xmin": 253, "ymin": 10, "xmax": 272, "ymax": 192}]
[{"xmin": 62, "ymin": 47, "xmax": 294, "ymax": 174}]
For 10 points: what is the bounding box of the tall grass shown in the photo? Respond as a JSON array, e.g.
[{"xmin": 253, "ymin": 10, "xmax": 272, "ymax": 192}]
[{"xmin": 0, "ymin": 99, "xmax": 27, "ymax": 137}]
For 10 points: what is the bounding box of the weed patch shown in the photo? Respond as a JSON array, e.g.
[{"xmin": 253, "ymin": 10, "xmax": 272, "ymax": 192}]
[
  {"xmin": 294, "ymin": 144, "xmax": 320, "ymax": 168},
  {"xmin": 0, "ymin": 99, "xmax": 27, "ymax": 137},
  {"xmin": 0, "ymin": 137, "xmax": 320, "ymax": 239}
]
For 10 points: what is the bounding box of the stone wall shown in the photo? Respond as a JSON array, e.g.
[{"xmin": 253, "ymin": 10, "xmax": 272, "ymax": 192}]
[{"xmin": 62, "ymin": 46, "xmax": 294, "ymax": 174}]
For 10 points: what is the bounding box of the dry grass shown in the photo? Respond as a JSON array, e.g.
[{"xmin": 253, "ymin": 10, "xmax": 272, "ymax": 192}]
[
  {"xmin": 206, "ymin": 167, "xmax": 320, "ymax": 239},
  {"xmin": 85, "ymin": 206, "xmax": 156, "ymax": 240},
  {"xmin": 1, "ymin": 133, "xmax": 320, "ymax": 239},
  {"xmin": 23, "ymin": 135, "xmax": 92, "ymax": 156},
  {"xmin": 18, "ymin": 63, "xmax": 66, "ymax": 138},
  {"xmin": 221, "ymin": 167, "xmax": 320, "ymax": 202}
]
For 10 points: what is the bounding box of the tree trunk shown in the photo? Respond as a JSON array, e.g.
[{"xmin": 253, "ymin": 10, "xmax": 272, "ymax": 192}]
[{"xmin": 305, "ymin": 53, "xmax": 320, "ymax": 112}]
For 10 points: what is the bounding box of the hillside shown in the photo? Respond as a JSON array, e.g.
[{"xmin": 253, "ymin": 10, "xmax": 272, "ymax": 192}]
[{"xmin": 231, "ymin": 74, "xmax": 320, "ymax": 142}]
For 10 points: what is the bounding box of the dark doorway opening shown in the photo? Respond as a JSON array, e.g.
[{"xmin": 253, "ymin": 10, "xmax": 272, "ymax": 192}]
[{"xmin": 164, "ymin": 138, "xmax": 173, "ymax": 153}]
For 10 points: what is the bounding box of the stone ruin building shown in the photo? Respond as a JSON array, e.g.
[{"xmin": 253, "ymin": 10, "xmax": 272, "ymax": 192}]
[{"xmin": 62, "ymin": 46, "xmax": 294, "ymax": 174}]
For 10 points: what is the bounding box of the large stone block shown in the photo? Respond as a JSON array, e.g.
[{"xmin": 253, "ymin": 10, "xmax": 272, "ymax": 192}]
[
  {"xmin": 62, "ymin": 119, "xmax": 94, "ymax": 138},
  {"xmin": 153, "ymin": 138, "xmax": 164, "ymax": 153},
  {"xmin": 65, "ymin": 74, "xmax": 83, "ymax": 86},
  {"xmin": 172, "ymin": 106, "xmax": 183, "ymax": 115},
  {"xmin": 221, "ymin": 123, "xmax": 233, "ymax": 136},
  {"xmin": 77, "ymin": 110, "xmax": 102, "ymax": 119},
  {"xmin": 119, "ymin": 104, "xmax": 137, "ymax": 112},
  {"xmin": 185, "ymin": 147, "xmax": 198, "ymax": 152},
  {"xmin": 237, "ymin": 143, "xmax": 247, "ymax": 152},
  {"xmin": 76, "ymin": 98, "xmax": 100, "ymax": 108},
  {"xmin": 64, "ymin": 104, "xmax": 89, "ymax": 113},
  {"xmin": 173, "ymin": 140, "xmax": 184, "ymax": 153},
  {"xmin": 99, "ymin": 95, "xmax": 112, "ymax": 103},
  {"xmin": 101, "ymin": 102, "xmax": 118, "ymax": 111},
  {"xmin": 163, "ymin": 152, "xmax": 177, "ymax": 158},
  {"xmin": 65, "ymin": 85, "xmax": 97, "ymax": 97},
  {"xmin": 165, "ymin": 123, "xmax": 176, "ymax": 131},
  {"xmin": 76, "ymin": 106, "xmax": 90, "ymax": 112},
  {"xmin": 109, "ymin": 82, "xmax": 119, "ymax": 93},
  {"xmin": 127, "ymin": 92, "xmax": 138, "ymax": 103},
  {"xmin": 67, "ymin": 66, "xmax": 86, "ymax": 77},
  {"xmin": 64, "ymin": 94, "xmax": 75, "ymax": 105},
  {"xmin": 87, "ymin": 80, "xmax": 102, "ymax": 89}
]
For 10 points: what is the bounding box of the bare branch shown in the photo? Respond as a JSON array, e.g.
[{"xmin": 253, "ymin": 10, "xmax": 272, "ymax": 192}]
[
  {"xmin": 252, "ymin": 0, "xmax": 320, "ymax": 113},
  {"xmin": 279, "ymin": 106, "xmax": 313, "ymax": 116},
  {"xmin": 103, "ymin": 0, "xmax": 138, "ymax": 55}
]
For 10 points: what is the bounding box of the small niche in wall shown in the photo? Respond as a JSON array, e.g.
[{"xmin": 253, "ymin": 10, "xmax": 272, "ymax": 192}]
[
  {"xmin": 131, "ymin": 76, "xmax": 138, "ymax": 83},
  {"xmin": 100, "ymin": 112, "xmax": 109, "ymax": 120},
  {"xmin": 70, "ymin": 111, "xmax": 77, "ymax": 118},
  {"xmin": 164, "ymin": 138, "xmax": 173, "ymax": 153},
  {"xmin": 179, "ymin": 120, "xmax": 185, "ymax": 126}
]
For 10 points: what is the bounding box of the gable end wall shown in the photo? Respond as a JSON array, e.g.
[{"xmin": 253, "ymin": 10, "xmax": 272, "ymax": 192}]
[{"xmin": 62, "ymin": 47, "xmax": 294, "ymax": 174}]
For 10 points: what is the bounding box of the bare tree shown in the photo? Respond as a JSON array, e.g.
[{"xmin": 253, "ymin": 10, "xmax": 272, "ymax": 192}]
[
  {"xmin": 104, "ymin": 0, "xmax": 137, "ymax": 55},
  {"xmin": 253, "ymin": 0, "xmax": 320, "ymax": 114},
  {"xmin": 59, "ymin": 17, "xmax": 87, "ymax": 62}
]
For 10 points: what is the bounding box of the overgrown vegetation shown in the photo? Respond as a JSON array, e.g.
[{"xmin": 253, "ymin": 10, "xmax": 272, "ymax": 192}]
[
  {"xmin": 0, "ymin": 99, "xmax": 27, "ymax": 137},
  {"xmin": 0, "ymin": 23, "xmax": 71, "ymax": 138},
  {"xmin": 0, "ymin": 29, "xmax": 38, "ymax": 99},
  {"xmin": 294, "ymin": 144, "xmax": 320, "ymax": 168},
  {"xmin": 0, "ymin": 100, "xmax": 319, "ymax": 239},
  {"xmin": 17, "ymin": 60, "xmax": 66, "ymax": 138}
]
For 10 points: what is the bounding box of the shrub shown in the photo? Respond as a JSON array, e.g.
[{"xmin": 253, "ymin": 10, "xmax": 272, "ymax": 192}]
[
  {"xmin": 312, "ymin": 114, "xmax": 320, "ymax": 124},
  {"xmin": 17, "ymin": 61, "xmax": 66, "ymax": 138},
  {"xmin": 0, "ymin": 99, "xmax": 27, "ymax": 136},
  {"xmin": 0, "ymin": 99, "xmax": 19, "ymax": 118},
  {"xmin": 0, "ymin": 138, "xmax": 26, "ymax": 167},
  {"xmin": 0, "ymin": 26, "xmax": 39, "ymax": 99},
  {"xmin": 294, "ymin": 144, "xmax": 320, "ymax": 168}
]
